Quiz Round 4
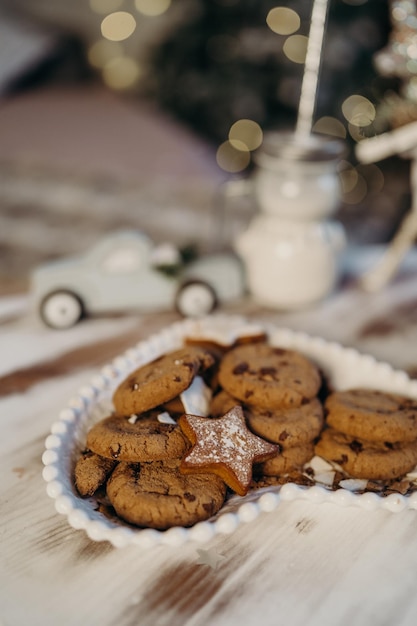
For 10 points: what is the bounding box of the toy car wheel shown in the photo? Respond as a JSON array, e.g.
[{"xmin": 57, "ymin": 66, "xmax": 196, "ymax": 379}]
[
  {"xmin": 175, "ymin": 281, "xmax": 217, "ymax": 317},
  {"xmin": 40, "ymin": 291, "xmax": 84, "ymax": 329}
]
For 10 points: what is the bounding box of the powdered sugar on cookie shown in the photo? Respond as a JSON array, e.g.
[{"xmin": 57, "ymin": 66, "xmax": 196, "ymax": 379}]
[{"xmin": 179, "ymin": 406, "xmax": 278, "ymax": 496}]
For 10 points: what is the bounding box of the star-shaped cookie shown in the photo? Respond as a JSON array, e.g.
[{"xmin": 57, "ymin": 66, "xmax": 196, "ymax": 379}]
[{"xmin": 178, "ymin": 406, "xmax": 279, "ymax": 496}]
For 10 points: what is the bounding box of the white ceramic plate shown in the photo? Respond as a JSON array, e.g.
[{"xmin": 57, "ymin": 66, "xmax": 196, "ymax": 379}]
[{"xmin": 42, "ymin": 314, "xmax": 417, "ymax": 548}]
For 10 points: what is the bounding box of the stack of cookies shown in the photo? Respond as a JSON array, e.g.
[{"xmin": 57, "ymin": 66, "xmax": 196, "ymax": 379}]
[
  {"xmin": 73, "ymin": 333, "xmax": 417, "ymax": 530},
  {"xmin": 75, "ymin": 346, "xmax": 228, "ymax": 530},
  {"xmin": 74, "ymin": 343, "xmax": 280, "ymax": 530},
  {"xmin": 211, "ymin": 342, "xmax": 324, "ymax": 479},
  {"xmin": 315, "ymin": 388, "xmax": 417, "ymax": 480}
]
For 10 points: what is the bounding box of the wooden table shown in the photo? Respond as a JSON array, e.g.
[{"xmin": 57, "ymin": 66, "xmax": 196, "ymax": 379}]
[{"xmin": 2, "ymin": 246, "xmax": 417, "ymax": 626}]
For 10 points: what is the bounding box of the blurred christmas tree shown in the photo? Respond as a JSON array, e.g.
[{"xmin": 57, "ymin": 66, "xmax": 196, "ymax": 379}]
[
  {"xmin": 150, "ymin": 0, "xmax": 390, "ymax": 144},
  {"xmin": 370, "ymin": 0, "xmax": 417, "ymax": 131},
  {"xmin": 146, "ymin": 0, "xmax": 416, "ymax": 245},
  {"xmin": 4, "ymin": 0, "xmax": 405, "ymax": 243}
]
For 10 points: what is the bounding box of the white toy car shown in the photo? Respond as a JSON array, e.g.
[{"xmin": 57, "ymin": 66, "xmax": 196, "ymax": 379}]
[{"xmin": 31, "ymin": 231, "xmax": 245, "ymax": 329}]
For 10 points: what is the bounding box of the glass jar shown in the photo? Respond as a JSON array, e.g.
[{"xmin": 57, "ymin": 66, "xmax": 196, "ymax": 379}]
[
  {"xmin": 253, "ymin": 131, "xmax": 345, "ymax": 221},
  {"xmin": 234, "ymin": 131, "xmax": 346, "ymax": 309},
  {"xmin": 235, "ymin": 214, "xmax": 346, "ymax": 309}
]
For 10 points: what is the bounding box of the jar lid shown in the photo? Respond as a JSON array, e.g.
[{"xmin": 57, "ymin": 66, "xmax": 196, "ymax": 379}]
[{"xmin": 254, "ymin": 131, "xmax": 346, "ymax": 167}]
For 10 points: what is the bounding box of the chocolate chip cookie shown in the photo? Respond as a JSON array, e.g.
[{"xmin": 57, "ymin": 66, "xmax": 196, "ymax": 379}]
[
  {"xmin": 246, "ymin": 397, "xmax": 324, "ymax": 447},
  {"xmin": 106, "ymin": 458, "xmax": 227, "ymax": 529},
  {"xmin": 86, "ymin": 411, "xmax": 189, "ymax": 462},
  {"xmin": 74, "ymin": 450, "xmax": 117, "ymax": 497},
  {"xmin": 257, "ymin": 442, "xmax": 315, "ymax": 476},
  {"xmin": 218, "ymin": 343, "xmax": 321, "ymax": 409},
  {"xmin": 315, "ymin": 427, "xmax": 417, "ymax": 480},
  {"xmin": 325, "ymin": 388, "xmax": 417, "ymax": 443},
  {"xmin": 113, "ymin": 346, "xmax": 215, "ymax": 416}
]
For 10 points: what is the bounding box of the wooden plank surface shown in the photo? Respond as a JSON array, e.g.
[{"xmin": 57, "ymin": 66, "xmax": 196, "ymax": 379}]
[{"xmin": 2, "ymin": 249, "xmax": 417, "ymax": 626}]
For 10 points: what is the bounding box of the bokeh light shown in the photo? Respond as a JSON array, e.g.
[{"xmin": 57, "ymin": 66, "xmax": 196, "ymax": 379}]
[
  {"xmin": 102, "ymin": 56, "xmax": 142, "ymax": 89},
  {"xmin": 266, "ymin": 7, "xmax": 300, "ymax": 35},
  {"xmin": 338, "ymin": 161, "xmax": 359, "ymax": 194},
  {"xmin": 134, "ymin": 0, "xmax": 171, "ymax": 16},
  {"xmin": 342, "ymin": 173, "xmax": 367, "ymax": 204},
  {"xmin": 229, "ymin": 119, "xmax": 263, "ymax": 151},
  {"xmin": 357, "ymin": 163, "xmax": 385, "ymax": 193},
  {"xmin": 283, "ymin": 35, "xmax": 308, "ymax": 64},
  {"xmin": 348, "ymin": 122, "xmax": 367, "ymax": 142},
  {"xmin": 89, "ymin": 0, "xmax": 123, "ymax": 14},
  {"xmin": 101, "ymin": 12, "xmax": 137, "ymax": 42},
  {"xmin": 407, "ymin": 59, "xmax": 417, "ymax": 74},
  {"xmin": 312, "ymin": 116, "xmax": 347, "ymax": 138},
  {"xmin": 341, "ymin": 94, "xmax": 376, "ymax": 127},
  {"xmin": 338, "ymin": 161, "xmax": 368, "ymax": 204},
  {"xmin": 88, "ymin": 40, "xmax": 123, "ymax": 68},
  {"xmin": 393, "ymin": 6, "xmax": 408, "ymax": 21},
  {"xmin": 405, "ymin": 76, "xmax": 417, "ymax": 100},
  {"xmin": 216, "ymin": 141, "xmax": 251, "ymax": 172}
]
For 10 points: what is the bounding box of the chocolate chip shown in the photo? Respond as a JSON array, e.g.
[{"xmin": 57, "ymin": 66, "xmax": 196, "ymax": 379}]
[
  {"xmin": 349, "ymin": 440, "xmax": 363, "ymax": 453},
  {"xmin": 233, "ymin": 362, "xmax": 249, "ymax": 375},
  {"xmin": 132, "ymin": 464, "xmax": 141, "ymax": 480},
  {"xmin": 279, "ymin": 431, "xmax": 289, "ymax": 442},
  {"xmin": 184, "ymin": 492, "xmax": 196, "ymax": 502},
  {"xmin": 260, "ymin": 367, "xmax": 277, "ymax": 377},
  {"xmin": 384, "ymin": 441, "xmax": 394, "ymax": 450}
]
